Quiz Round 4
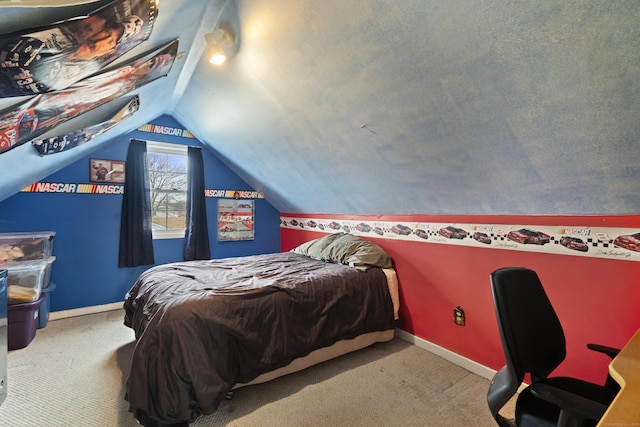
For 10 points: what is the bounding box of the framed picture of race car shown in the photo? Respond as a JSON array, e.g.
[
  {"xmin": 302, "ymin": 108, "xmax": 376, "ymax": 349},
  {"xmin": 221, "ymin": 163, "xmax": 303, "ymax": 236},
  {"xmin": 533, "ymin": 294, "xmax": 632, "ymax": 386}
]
[
  {"xmin": 90, "ymin": 158, "xmax": 125, "ymax": 183},
  {"xmin": 217, "ymin": 199, "xmax": 255, "ymax": 241}
]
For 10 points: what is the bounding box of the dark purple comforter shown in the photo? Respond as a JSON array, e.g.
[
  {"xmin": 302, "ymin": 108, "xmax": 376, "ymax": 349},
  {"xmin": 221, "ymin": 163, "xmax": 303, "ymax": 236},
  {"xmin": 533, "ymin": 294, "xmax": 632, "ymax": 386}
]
[{"xmin": 123, "ymin": 252, "xmax": 395, "ymax": 426}]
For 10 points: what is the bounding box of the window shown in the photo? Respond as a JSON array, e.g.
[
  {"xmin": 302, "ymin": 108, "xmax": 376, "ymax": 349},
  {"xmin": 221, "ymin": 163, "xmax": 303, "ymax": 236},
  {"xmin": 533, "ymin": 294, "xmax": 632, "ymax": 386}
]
[{"xmin": 146, "ymin": 141, "xmax": 189, "ymax": 239}]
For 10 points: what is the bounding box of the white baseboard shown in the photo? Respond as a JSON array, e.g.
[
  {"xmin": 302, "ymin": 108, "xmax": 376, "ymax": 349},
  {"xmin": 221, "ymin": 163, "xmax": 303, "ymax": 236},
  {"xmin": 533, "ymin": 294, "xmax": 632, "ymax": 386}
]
[
  {"xmin": 49, "ymin": 301, "xmax": 124, "ymax": 321},
  {"xmin": 395, "ymin": 328, "xmax": 497, "ymax": 381}
]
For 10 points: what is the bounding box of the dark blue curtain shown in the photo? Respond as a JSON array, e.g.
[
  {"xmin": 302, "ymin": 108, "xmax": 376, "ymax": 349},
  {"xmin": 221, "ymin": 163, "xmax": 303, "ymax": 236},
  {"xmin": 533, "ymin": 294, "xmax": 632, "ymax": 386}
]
[
  {"xmin": 184, "ymin": 146, "xmax": 210, "ymax": 261},
  {"xmin": 118, "ymin": 139, "xmax": 155, "ymax": 267}
]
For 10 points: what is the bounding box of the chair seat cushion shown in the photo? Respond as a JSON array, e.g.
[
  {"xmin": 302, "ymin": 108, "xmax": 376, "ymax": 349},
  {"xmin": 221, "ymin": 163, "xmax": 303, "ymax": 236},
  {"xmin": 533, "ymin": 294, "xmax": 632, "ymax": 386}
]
[
  {"xmin": 517, "ymin": 387, "xmax": 559, "ymax": 427},
  {"xmin": 516, "ymin": 377, "xmax": 617, "ymax": 427}
]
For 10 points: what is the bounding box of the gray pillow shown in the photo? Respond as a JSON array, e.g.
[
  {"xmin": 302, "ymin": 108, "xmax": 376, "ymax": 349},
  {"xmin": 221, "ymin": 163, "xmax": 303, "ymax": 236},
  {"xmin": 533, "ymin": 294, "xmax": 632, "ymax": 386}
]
[
  {"xmin": 292, "ymin": 232, "xmax": 392, "ymax": 271},
  {"xmin": 290, "ymin": 232, "xmax": 344, "ymax": 260}
]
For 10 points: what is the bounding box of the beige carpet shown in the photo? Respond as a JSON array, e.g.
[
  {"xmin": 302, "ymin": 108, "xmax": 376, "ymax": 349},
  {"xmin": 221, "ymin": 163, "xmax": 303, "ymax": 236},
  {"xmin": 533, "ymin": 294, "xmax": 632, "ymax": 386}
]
[{"xmin": 1, "ymin": 309, "xmax": 513, "ymax": 426}]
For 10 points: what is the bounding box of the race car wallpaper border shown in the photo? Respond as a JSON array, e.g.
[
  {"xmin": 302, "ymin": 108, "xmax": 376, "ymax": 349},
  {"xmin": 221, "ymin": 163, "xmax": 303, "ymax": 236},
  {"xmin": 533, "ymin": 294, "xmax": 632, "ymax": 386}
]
[{"xmin": 280, "ymin": 216, "xmax": 640, "ymax": 263}]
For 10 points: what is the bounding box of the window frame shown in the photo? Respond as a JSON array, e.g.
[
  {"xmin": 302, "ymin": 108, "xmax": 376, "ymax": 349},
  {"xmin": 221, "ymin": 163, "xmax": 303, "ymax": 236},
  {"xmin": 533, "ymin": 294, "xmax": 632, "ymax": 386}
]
[{"xmin": 146, "ymin": 141, "xmax": 189, "ymax": 240}]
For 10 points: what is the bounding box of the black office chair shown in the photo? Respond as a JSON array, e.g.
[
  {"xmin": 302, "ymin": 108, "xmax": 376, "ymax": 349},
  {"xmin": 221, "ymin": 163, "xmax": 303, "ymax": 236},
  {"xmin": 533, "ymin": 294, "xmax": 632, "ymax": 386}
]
[{"xmin": 488, "ymin": 267, "xmax": 620, "ymax": 427}]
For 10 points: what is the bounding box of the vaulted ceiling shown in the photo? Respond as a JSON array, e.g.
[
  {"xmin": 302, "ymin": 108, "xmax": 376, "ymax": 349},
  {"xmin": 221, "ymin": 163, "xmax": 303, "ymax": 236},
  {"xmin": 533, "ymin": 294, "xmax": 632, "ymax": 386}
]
[{"xmin": 1, "ymin": 0, "xmax": 639, "ymax": 215}]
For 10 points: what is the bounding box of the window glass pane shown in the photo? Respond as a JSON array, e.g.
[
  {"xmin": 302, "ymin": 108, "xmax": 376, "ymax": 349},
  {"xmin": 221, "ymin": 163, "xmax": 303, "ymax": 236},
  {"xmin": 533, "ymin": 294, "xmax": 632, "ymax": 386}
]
[
  {"xmin": 146, "ymin": 142, "xmax": 188, "ymax": 238},
  {"xmin": 152, "ymin": 211, "xmax": 186, "ymax": 230}
]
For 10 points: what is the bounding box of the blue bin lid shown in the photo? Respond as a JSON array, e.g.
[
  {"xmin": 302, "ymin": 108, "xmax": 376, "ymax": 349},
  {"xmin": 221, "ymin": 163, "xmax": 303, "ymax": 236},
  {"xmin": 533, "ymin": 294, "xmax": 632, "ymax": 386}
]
[{"xmin": 42, "ymin": 282, "xmax": 56, "ymax": 292}]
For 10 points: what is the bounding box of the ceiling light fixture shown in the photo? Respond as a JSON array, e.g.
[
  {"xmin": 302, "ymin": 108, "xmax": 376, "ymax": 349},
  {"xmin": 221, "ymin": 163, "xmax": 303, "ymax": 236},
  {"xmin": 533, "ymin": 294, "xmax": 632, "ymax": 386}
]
[{"xmin": 205, "ymin": 27, "xmax": 234, "ymax": 65}]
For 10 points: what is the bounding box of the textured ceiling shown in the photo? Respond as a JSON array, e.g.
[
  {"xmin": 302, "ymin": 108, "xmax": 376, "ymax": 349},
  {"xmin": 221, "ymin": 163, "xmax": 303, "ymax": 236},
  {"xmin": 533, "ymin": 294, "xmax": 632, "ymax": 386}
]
[{"xmin": 1, "ymin": 0, "xmax": 639, "ymax": 215}]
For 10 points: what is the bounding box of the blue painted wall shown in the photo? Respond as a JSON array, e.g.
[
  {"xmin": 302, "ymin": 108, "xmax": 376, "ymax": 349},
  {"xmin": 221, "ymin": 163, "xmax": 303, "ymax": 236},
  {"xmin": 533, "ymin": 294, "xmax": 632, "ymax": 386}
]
[{"xmin": 0, "ymin": 116, "xmax": 280, "ymax": 312}]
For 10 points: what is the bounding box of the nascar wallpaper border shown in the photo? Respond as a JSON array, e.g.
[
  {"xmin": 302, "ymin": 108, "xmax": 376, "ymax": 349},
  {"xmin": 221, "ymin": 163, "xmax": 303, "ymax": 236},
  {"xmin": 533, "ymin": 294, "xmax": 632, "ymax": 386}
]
[
  {"xmin": 280, "ymin": 216, "xmax": 640, "ymax": 262},
  {"xmin": 137, "ymin": 123, "xmax": 195, "ymax": 139},
  {"xmin": 19, "ymin": 183, "xmax": 264, "ymax": 200}
]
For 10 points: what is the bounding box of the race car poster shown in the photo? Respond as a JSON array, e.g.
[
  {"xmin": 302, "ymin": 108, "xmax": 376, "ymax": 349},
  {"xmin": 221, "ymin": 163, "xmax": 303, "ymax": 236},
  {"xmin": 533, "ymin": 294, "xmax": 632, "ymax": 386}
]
[
  {"xmin": 0, "ymin": 0, "xmax": 159, "ymax": 97},
  {"xmin": 0, "ymin": 39, "xmax": 178, "ymax": 155},
  {"xmin": 0, "ymin": 1, "xmax": 92, "ymax": 6},
  {"xmin": 32, "ymin": 94, "xmax": 139, "ymax": 155},
  {"xmin": 218, "ymin": 199, "xmax": 255, "ymax": 241}
]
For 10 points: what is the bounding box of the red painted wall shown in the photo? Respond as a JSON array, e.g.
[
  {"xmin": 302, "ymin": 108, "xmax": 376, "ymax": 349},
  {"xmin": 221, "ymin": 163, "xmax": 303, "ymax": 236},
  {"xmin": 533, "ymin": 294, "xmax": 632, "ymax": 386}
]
[{"xmin": 281, "ymin": 213, "xmax": 640, "ymax": 385}]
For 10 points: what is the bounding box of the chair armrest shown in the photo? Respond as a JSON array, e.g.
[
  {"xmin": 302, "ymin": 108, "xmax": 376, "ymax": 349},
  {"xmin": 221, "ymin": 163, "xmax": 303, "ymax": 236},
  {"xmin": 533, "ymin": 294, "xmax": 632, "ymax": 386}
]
[
  {"xmin": 587, "ymin": 343, "xmax": 620, "ymax": 359},
  {"xmin": 530, "ymin": 382, "xmax": 608, "ymax": 424}
]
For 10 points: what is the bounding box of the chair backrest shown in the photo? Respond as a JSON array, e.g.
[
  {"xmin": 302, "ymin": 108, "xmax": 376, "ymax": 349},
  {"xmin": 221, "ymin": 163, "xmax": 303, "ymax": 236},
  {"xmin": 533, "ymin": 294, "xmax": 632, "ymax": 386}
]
[{"xmin": 490, "ymin": 267, "xmax": 566, "ymax": 383}]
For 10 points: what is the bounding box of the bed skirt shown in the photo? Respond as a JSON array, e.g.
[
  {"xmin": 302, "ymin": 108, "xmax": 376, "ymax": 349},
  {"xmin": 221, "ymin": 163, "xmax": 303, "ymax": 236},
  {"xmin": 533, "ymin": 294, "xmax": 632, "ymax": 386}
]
[{"xmin": 235, "ymin": 329, "xmax": 395, "ymax": 388}]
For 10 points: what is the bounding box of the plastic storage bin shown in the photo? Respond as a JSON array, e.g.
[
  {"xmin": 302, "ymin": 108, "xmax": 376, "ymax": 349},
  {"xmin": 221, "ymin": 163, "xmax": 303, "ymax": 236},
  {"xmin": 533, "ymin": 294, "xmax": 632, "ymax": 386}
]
[
  {"xmin": 37, "ymin": 282, "xmax": 56, "ymax": 329},
  {"xmin": 6, "ymin": 256, "xmax": 55, "ymax": 305},
  {"xmin": 0, "ymin": 231, "xmax": 55, "ymax": 264},
  {"xmin": 8, "ymin": 293, "xmax": 44, "ymax": 351}
]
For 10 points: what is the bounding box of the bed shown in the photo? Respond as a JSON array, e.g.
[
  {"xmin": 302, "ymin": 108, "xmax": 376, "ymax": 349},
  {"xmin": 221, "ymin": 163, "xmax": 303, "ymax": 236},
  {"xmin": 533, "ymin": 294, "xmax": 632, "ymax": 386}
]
[{"xmin": 123, "ymin": 232, "xmax": 400, "ymax": 427}]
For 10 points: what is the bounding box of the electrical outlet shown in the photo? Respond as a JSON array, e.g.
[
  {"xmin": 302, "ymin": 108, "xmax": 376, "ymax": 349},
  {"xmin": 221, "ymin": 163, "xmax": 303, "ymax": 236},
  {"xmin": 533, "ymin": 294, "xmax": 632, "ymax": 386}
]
[{"xmin": 453, "ymin": 306, "xmax": 465, "ymax": 326}]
